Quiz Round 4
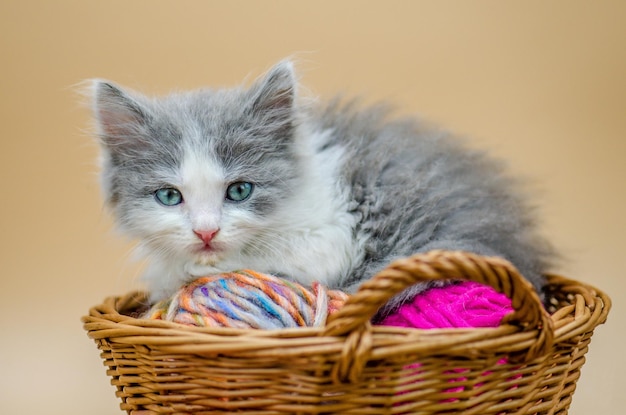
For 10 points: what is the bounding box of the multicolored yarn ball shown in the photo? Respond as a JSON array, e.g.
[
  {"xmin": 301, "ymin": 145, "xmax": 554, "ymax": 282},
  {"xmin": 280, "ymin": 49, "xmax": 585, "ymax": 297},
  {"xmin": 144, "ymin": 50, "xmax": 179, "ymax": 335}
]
[
  {"xmin": 378, "ymin": 280, "xmax": 514, "ymax": 329},
  {"xmin": 144, "ymin": 270, "xmax": 349, "ymax": 329}
]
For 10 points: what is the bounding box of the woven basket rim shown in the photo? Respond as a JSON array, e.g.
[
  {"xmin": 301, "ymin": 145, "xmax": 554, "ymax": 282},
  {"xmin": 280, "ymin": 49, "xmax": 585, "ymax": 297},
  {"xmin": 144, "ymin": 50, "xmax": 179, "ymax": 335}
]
[
  {"xmin": 83, "ymin": 273, "xmax": 610, "ymax": 336},
  {"xmin": 83, "ymin": 251, "xmax": 611, "ymax": 380}
]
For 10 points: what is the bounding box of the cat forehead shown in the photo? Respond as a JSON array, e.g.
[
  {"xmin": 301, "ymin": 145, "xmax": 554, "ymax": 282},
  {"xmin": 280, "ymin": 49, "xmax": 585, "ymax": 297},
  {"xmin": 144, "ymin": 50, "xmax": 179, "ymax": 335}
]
[
  {"xmin": 152, "ymin": 91, "xmax": 259, "ymax": 150},
  {"xmin": 180, "ymin": 147, "xmax": 225, "ymax": 187},
  {"xmin": 141, "ymin": 88, "xmax": 295, "ymax": 180},
  {"xmin": 161, "ymin": 88, "xmax": 250, "ymax": 124}
]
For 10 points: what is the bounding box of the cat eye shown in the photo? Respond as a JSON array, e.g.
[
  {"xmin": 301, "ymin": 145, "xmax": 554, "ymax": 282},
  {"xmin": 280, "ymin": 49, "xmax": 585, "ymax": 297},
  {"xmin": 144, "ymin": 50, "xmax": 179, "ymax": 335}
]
[
  {"xmin": 154, "ymin": 188, "xmax": 183, "ymax": 206},
  {"xmin": 226, "ymin": 182, "xmax": 254, "ymax": 202}
]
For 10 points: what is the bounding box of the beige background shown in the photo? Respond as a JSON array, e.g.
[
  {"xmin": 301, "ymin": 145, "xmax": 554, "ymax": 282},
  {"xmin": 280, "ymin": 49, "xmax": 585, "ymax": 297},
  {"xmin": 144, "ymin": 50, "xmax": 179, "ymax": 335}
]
[{"xmin": 1, "ymin": 1, "xmax": 624, "ymax": 414}]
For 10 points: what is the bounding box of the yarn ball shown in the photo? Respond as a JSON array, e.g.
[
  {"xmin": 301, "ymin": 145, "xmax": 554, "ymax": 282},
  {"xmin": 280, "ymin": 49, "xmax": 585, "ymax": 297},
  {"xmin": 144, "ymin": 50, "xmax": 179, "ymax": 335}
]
[
  {"xmin": 377, "ymin": 280, "xmax": 514, "ymax": 329},
  {"xmin": 144, "ymin": 270, "xmax": 349, "ymax": 329}
]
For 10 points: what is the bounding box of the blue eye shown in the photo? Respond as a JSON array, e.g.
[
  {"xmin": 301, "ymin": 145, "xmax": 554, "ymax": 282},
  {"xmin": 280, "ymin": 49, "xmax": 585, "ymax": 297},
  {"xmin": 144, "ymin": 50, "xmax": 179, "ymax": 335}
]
[
  {"xmin": 226, "ymin": 182, "xmax": 254, "ymax": 202},
  {"xmin": 155, "ymin": 188, "xmax": 183, "ymax": 206}
]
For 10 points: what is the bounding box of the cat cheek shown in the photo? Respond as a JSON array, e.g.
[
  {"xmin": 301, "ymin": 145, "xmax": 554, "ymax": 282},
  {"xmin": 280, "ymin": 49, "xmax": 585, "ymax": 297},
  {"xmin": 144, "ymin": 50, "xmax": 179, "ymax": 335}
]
[
  {"xmin": 124, "ymin": 205, "xmax": 182, "ymax": 238},
  {"xmin": 222, "ymin": 211, "xmax": 265, "ymax": 244}
]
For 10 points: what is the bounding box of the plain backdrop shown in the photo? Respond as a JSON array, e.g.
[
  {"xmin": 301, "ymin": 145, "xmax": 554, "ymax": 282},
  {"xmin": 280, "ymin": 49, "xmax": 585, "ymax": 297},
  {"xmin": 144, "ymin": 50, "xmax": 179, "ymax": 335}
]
[{"xmin": 1, "ymin": 1, "xmax": 624, "ymax": 414}]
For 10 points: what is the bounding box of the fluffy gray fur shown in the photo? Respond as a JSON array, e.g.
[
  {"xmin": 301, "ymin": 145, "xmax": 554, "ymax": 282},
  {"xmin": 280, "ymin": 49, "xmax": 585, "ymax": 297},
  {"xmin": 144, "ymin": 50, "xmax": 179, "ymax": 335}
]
[{"xmin": 91, "ymin": 60, "xmax": 553, "ymax": 319}]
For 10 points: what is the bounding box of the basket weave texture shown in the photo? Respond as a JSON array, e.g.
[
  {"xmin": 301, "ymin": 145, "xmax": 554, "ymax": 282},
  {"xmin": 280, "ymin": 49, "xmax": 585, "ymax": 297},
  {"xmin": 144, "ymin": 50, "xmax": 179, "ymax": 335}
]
[{"xmin": 82, "ymin": 250, "xmax": 610, "ymax": 414}]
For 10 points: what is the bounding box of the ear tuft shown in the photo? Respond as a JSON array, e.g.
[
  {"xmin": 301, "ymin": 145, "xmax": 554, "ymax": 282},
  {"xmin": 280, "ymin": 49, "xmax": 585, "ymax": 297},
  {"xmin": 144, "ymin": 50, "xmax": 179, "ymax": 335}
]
[
  {"xmin": 90, "ymin": 80, "xmax": 151, "ymax": 151},
  {"xmin": 250, "ymin": 60, "xmax": 297, "ymax": 116}
]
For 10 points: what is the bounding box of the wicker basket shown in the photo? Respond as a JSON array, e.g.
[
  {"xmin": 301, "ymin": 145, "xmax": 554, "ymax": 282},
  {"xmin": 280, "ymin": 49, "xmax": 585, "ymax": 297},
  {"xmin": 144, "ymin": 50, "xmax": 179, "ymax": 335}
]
[{"xmin": 82, "ymin": 250, "xmax": 610, "ymax": 414}]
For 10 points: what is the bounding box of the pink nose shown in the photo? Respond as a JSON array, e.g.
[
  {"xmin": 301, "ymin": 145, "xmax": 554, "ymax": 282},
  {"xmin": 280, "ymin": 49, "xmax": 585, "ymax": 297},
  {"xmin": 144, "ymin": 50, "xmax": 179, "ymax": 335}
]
[{"xmin": 193, "ymin": 229, "xmax": 219, "ymax": 244}]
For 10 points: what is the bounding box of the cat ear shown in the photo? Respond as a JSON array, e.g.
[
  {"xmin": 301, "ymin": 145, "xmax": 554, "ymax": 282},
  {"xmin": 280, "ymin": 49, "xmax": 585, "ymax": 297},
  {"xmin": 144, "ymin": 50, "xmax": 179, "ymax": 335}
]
[
  {"xmin": 90, "ymin": 80, "xmax": 151, "ymax": 152},
  {"xmin": 249, "ymin": 60, "xmax": 296, "ymax": 121}
]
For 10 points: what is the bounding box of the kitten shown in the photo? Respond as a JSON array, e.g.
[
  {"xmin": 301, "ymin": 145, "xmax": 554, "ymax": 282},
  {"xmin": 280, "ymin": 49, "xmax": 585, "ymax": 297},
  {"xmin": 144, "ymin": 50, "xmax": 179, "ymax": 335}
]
[{"xmin": 90, "ymin": 60, "xmax": 552, "ymax": 318}]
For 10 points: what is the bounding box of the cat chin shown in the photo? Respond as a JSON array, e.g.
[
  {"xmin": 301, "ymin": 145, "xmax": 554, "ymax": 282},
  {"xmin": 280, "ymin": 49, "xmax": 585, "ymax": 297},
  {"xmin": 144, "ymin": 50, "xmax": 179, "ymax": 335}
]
[
  {"xmin": 142, "ymin": 256, "xmax": 229, "ymax": 302},
  {"xmin": 187, "ymin": 246, "xmax": 248, "ymax": 275},
  {"xmin": 185, "ymin": 261, "xmax": 225, "ymax": 276},
  {"xmin": 191, "ymin": 254, "xmax": 220, "ymax": 268}
]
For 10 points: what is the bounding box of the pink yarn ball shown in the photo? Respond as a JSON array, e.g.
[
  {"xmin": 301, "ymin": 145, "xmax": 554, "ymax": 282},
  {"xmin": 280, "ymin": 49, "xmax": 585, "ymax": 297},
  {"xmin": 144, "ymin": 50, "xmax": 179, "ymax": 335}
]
[{"xmin": 378, "ymin": 281, "xmax": 514, "ymax": 329}]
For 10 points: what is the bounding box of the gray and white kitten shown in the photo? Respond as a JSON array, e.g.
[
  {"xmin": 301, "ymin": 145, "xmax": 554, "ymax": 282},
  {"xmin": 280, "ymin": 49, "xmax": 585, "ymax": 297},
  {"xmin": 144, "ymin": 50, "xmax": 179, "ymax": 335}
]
[{"xmin": 91, "ymin": 60, "xmax": 552, "ymax": 317}]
